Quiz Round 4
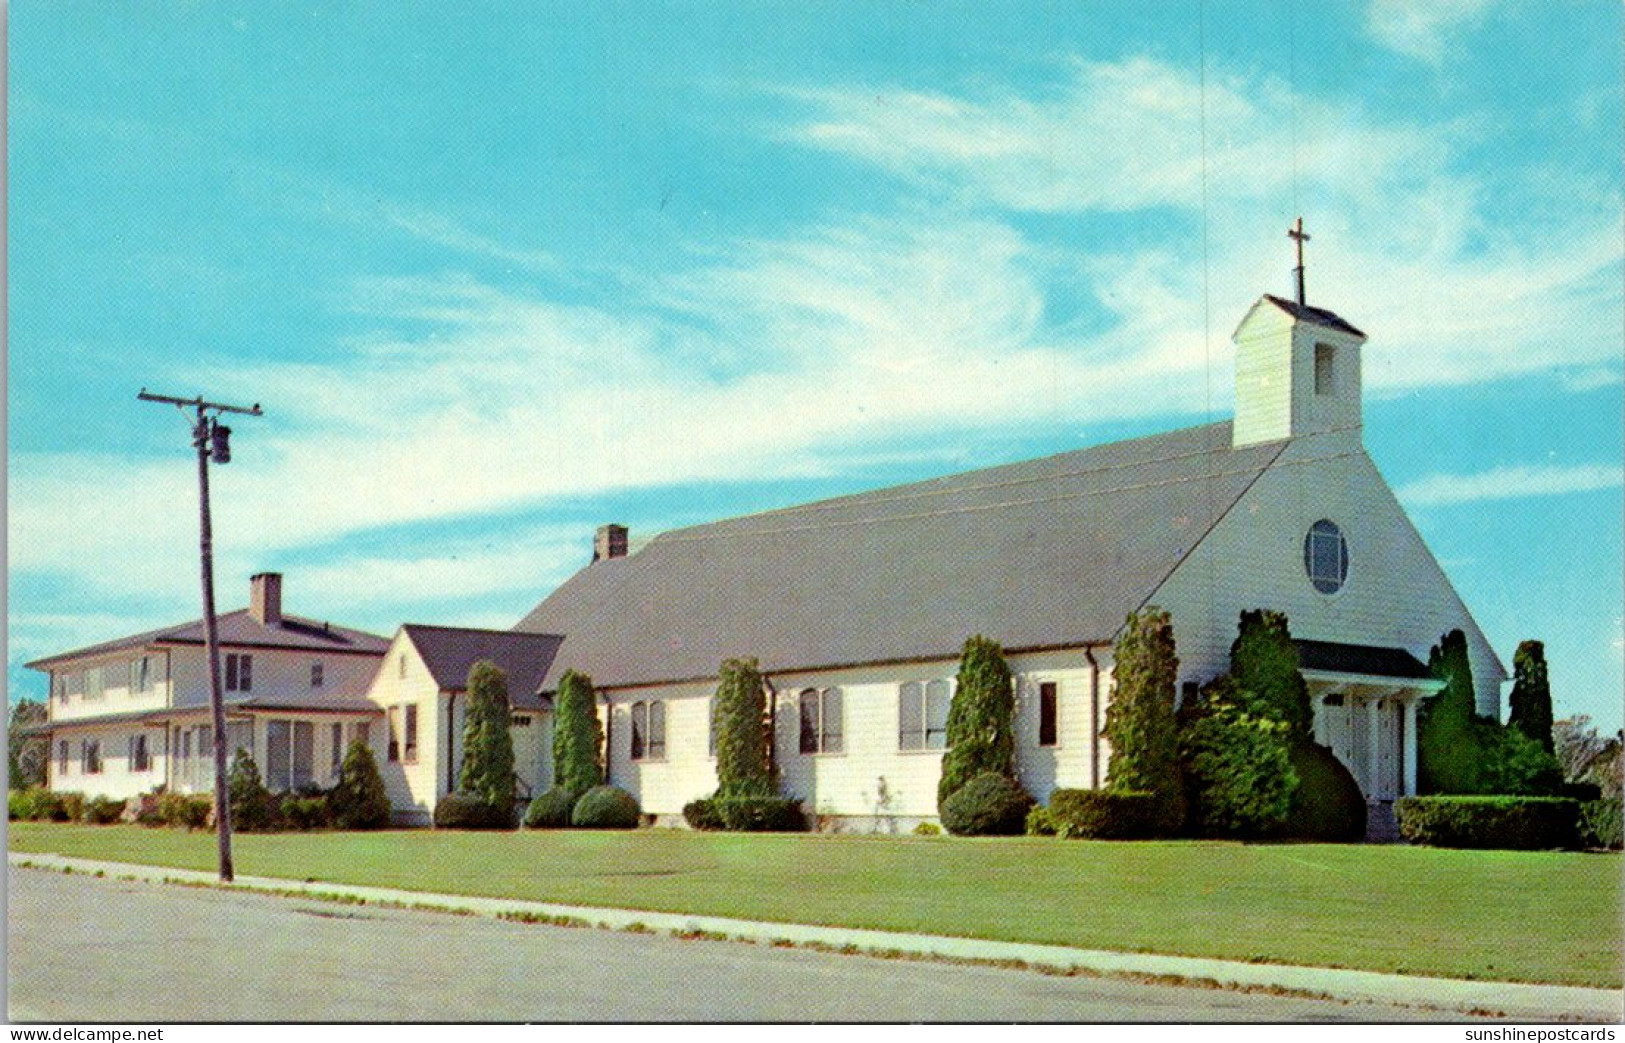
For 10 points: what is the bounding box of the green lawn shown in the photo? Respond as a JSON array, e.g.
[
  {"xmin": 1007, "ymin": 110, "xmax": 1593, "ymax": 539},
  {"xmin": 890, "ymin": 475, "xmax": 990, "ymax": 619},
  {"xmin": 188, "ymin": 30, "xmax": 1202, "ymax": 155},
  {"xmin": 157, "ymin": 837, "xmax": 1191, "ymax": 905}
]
[{"xmin": 10, "ymin": 823, "xmax": 1620, "ymax": 987}]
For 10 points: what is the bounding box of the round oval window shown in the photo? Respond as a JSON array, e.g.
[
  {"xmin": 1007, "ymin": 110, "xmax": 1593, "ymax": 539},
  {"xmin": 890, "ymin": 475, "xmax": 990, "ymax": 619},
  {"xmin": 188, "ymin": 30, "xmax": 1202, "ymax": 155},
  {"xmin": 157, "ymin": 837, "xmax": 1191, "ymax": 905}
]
[{"xmin": 1303, "ymin": 519, "xmax": 1348, "ymax": 594}]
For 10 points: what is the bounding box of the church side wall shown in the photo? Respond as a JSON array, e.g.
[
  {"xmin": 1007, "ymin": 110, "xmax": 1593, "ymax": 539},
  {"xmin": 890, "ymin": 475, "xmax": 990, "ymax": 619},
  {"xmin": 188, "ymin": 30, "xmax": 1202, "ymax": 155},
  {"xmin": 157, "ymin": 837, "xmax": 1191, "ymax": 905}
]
[
  {"xmin": 601, "ymin": 648, "xmax": 1106, "ymax": 828},
  {"xmin": 1150, "ymin": 433, "xmax": 1506, "ymax": 715}
]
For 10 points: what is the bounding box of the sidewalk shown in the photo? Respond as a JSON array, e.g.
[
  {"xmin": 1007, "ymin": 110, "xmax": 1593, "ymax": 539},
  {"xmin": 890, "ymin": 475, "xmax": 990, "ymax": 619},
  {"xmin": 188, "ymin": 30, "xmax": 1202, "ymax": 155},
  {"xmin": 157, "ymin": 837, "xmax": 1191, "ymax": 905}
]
[{"xmin": 11, "ymin": 851, "xmax": 1622, "ymax": 1022}]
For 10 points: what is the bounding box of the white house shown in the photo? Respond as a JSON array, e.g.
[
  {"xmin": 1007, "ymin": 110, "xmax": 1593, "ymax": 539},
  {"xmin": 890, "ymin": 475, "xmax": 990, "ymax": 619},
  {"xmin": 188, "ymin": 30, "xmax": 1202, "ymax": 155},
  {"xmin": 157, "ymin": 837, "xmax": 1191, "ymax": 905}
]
[
  {"xmin": 507, "ymin": 289, "xmax": 1504, "ymax": 831},
  {"xmin": 26, "ymin": 574, "xmax": 390, "ymax": 801}
]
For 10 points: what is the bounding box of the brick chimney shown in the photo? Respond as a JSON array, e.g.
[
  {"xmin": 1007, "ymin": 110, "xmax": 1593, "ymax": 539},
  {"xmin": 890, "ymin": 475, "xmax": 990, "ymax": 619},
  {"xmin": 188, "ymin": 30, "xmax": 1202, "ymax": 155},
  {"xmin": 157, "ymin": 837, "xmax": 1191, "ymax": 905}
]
[
  {"xmin": 593, "ymin": 524, "xmax": 629, "ymax": 562},
  {"xmin": 250, "ymin": 572, "xmax": 283, "ymax": 625}
]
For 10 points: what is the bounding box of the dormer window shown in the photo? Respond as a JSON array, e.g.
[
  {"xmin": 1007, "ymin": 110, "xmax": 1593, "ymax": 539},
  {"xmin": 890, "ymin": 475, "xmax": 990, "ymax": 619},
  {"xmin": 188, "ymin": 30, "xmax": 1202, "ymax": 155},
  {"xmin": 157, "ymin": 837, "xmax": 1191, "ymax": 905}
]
[{"xmin": 1315, "ymin": 343, "xmax": 1336, "ymax": 395}]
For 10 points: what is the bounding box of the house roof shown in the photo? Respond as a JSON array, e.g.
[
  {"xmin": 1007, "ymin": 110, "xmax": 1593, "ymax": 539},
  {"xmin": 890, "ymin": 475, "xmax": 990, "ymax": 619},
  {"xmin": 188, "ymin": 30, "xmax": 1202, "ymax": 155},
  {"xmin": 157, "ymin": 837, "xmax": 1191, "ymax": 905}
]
[
  {"xmin": 1295, "ymin": 639, "xmax": 1433, "ymax": 680},
  {"xmin": 19, "ymin": 696, "xmax": 383, "ymax": 735},
  {"xmin": 401, "ymin": 625, "xmax": 564, "ymax": 708},
  {"xmin": 25, "ymin": 610, "xmax": 391, "ymax": 670},
  {"xmin": 1259, "ymin": 294, "xmax": 1367, "ymax": 338},
  {"xmin": 517, "ymin": 421, "xmax": 1286, "ymax": 691}
]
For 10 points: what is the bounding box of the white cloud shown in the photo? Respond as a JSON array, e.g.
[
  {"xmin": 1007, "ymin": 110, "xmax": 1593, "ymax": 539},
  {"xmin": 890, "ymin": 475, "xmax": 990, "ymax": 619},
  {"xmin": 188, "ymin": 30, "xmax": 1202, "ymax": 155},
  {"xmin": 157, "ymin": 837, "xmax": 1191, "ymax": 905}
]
[
  {"xmin": 1366, "ymin": 0, "xmax": 1498, "ymax": 63},
  {"xmin": 1398, "ymin": 463, "xmax": 1625, "ymax": 507}
]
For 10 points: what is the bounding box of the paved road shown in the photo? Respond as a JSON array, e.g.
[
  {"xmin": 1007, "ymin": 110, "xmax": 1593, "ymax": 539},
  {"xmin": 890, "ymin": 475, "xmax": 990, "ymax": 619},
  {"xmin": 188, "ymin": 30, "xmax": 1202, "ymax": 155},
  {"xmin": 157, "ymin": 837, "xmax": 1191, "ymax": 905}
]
[{"xmin": 8, "ymin": 868, "xmax": 1472, "ymax": 1022}]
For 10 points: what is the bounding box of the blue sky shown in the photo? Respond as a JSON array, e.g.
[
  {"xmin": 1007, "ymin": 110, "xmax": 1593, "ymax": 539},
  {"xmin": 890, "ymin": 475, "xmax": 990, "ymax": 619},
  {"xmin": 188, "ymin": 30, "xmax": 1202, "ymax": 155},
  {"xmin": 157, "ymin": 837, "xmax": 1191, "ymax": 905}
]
[{"xmin": 8, "ymin": 1, "xmax": 1623, "ymax": 730}]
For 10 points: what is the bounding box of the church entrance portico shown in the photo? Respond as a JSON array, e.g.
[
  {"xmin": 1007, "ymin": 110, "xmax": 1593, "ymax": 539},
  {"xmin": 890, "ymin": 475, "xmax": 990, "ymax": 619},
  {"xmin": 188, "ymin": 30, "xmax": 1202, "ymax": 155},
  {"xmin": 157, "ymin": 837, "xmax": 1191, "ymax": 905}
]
[{"xmin": 1295, "ymin": 639, "xmax": 1446, "ymax": 803}]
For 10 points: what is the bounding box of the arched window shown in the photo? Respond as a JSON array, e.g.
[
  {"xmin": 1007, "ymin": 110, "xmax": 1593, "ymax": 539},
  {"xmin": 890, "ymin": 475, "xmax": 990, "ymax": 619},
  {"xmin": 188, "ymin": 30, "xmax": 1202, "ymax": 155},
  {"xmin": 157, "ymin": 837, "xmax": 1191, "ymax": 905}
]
[
  {"xmin": 647, "ymin": 700, "xmax": 667, "ymax": 759},
  {"xmin": 630, "ymin": 701, "xmax": 647, "ymax": 761},
  {"xmin": 1304, "ymin": 519, "xmax": 1349, "ymax": 594},
  {"xmin": 798, "ymin": 688, "xmax": 844, "ymax": 754}
]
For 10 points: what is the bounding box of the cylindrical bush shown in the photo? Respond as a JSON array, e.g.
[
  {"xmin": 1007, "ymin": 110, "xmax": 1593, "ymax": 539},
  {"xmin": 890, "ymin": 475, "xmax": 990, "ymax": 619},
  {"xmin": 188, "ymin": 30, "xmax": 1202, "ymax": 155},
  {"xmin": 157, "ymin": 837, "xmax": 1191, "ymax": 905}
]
[
  {"xmin": 1048, "ymin": 788, "xmax": 1158, "ymax": 839},
  {"xmin": 938, "ymin": 772, "xmax": 1032, "ymax": 836},
  {"xmin": 524, "ymin": 786, "xmax": 580, "ymax": 829},
  {"xmin": 570, "ymin": 785, "xmax": 641, "ymax": 829},
  {"xmin": 1395, "ymin": 795, "xmax": 1580, "ymax": 850}
]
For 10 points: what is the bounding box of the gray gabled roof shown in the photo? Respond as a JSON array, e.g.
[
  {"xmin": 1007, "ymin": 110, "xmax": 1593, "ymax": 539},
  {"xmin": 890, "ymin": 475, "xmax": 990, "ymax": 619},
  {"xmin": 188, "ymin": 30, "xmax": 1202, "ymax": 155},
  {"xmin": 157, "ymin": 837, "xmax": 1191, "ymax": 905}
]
[
  {"xmin": 1259, "ymin": 294, "xmax": 1367, "ymax": 338},
  {"xmin": 401, "ymin": 625, "xmax": 563, "ymax": 709},
  {"xmin": 1295, "ymin": 640, "xmax": 1433, "ymax": 681},
  {"xmin": 26, "ymin": 610, "xmax": 390, "ymax": 670},
  {"xmin": 517, "ymin": 421, "xmax": 1285, "ymax": 691}
]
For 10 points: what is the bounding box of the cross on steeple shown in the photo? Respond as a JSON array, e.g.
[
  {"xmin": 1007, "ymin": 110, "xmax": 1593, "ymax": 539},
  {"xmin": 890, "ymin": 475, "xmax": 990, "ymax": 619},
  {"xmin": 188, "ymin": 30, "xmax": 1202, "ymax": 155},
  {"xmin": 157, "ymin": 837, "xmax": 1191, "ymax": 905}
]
[{"xmin": 1288, "ymin": 216, "xmax": 1311, "ymax": 306}]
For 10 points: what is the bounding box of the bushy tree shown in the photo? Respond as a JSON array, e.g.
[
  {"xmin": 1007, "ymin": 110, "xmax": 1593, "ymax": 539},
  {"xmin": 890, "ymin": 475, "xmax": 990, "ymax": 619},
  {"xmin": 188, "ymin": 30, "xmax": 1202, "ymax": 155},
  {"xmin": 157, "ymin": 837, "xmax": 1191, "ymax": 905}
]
[
  {"xmin": 228, "ymin": 750, "xmax": 276, "ymax": 831},
  {"xmin": 459, "ymin": 660, "xmax": 516, "ymax": 812},
  {"xmin": 937, "ymin": 636, "xmax": 1017, "ymax": 806},
  {"xmin": 1507, "ymin": 640, "xmax": 1554, "ymax": 754},
  {"xmin": 1553, "ymin": 716, "xmax": 1623, "ymax": 793},
  {"xmin": 552, "ymin": 669, "xmax": 604, "ymax": 796},
  {"xmin": 330, "ymin": 740, "xmax": 391, "ymax": 829},
  {"xmin": 1179, "ymin": 678, "xmax": 1297, "ymax": 837},
  {"xmin": 713, "ymin": 657, "xmax": 772, "ymax": 798},
  {"xmin": 1418, "ymin": 630, "xmax": 1484, "ymax": 794},
  {"xmin": 1482, "ymin": 725, "xmax": 1563, "ymax": 796},
  {"xmin": 1229, "ymin": 610, "xmax": 1312, "ymax": 735},
  {"xmin": 8, "ymin": 699, "xmax": 48, "ymax": 789},
  {"xmin": 1101, "ymin": 607, "xmax": 1184, "ymax": 833}
]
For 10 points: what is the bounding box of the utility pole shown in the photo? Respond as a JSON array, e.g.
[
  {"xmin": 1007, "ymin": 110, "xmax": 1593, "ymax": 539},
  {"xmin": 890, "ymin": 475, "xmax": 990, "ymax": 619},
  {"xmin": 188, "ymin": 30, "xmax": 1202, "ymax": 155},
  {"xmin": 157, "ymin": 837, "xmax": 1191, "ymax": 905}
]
[{"xmin": 139, "ymin": 389, "xmax": 262, "ymax": 882}]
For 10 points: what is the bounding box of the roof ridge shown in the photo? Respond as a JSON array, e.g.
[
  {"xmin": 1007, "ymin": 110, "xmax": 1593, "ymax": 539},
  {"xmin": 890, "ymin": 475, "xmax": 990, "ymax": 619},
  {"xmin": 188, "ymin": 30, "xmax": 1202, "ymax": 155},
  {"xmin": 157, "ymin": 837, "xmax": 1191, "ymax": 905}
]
[{"xmin": 644, "ymin": 421, "xmax": 1235, "ymax": 545}]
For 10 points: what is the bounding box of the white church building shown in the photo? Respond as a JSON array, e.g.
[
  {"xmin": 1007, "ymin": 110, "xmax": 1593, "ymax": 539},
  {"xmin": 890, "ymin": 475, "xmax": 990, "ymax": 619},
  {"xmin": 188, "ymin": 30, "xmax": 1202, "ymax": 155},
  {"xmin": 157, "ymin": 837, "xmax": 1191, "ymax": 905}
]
[
  {"xmin": 27, "ymin": 263, "xmax": 1507, "ymax": 831},
  {"xmin": 510, "ymin": 284, "xmax": 1505, "ymax": 829}
]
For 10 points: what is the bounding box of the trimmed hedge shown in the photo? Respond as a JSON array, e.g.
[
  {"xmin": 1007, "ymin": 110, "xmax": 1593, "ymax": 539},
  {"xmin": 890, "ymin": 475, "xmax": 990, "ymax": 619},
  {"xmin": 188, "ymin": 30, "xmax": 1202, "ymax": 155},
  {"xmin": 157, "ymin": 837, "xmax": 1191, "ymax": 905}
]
[
  {"xmin": 1280, "ymin": 741, "xmax": 1367, "ymax": 842},
  {"xmin": 524, "ymin": 786, "xmax": 581, "ymax": 829},
  {"xmin": 1048, "ymin": 788, "xmax": 1158, "ymax": 839},
  {"xmin": 1580, "ymin": 797, "xmax": 1622, "ymax": 850},
  {"xmin": 1395, "ymin": 795, "xmax": 1580, "ymax": 850},
  {"xmin": 570, "ymin": 785, "xmax": 641, "ymax": 829},
  {"xmin": 938, "ymin": 772, "xmax": 1032, "ymax": 836},
  {"xmin": 434, "ymin": 791, "xmax": 510, "ymax": 830},
  {"xmin": 682, "ymin": 797, "xmax": 725, "ymax": 831},
  {"xmin": 1024, "ymin": 804, "xmax": 1059, "ymax": 836},
  {"xmin": 713, "ymin": 795, "xmax": 805, "ymax": 833}
]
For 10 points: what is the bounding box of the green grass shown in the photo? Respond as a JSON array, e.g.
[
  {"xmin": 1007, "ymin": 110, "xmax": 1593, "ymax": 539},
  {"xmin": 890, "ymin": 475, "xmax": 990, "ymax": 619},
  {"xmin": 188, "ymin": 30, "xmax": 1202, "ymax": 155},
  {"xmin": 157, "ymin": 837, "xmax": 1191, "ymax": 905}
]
[{"xmin": 10, "ymin": 823, "xmax": 1620, "ymax": 986}]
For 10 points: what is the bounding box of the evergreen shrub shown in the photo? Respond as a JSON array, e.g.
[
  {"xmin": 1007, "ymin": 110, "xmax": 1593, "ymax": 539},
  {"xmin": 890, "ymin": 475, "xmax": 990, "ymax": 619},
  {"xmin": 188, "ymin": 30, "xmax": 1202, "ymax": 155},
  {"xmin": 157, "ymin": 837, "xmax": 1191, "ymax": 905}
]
[
  {"xmin": 82, "ymin": 795, "xmax": 125, "ymax": 825},
  {"xmin": 682, "ymin": 797, "xmax": 724, "ymax": 831},
  {"xmin": 280, "ymin": 794, "xmax": 331, "ymax": 830},
  {"xmin": 570, "ymin": 785, "xmax": 641, "ymax": 829},
  {"xmin": 58, "ymin": 792, "xmax": 85, "ymax": 823},
  {"xmin": 329, "ymin": 740, "xmax": 391, "ymax": 830},
  {"xmin": 1048, "ymin": 788, "xmax": 1158, "ymax": 839},
  {"xmin": 227, "ymin": 751, "xmax": 278, "ymax": 831},
  {"xmin": 460, "ymin": 661, "xmax": 517, "ymax": 811},
  {"xmin": 524, "ymin": 786, "xmax": 581, "ymax": 829},
  {"xmin": 1179, "ymin": 683, "xmax": 1297, "ymax": 838},
  {"xmin": 158, "ymin": 792, "xmax": 212, "ymax": 830},
  {"xmin": 553, "ymin": 670, "xmax": 605, "ymax": 795},
  {"xmin": 938, "ymin": 772, "xmax": 1033, "ymax": 836},
  {"xmin": 1280, "ymin": 741, "xmax": 1367, "ymax": 842},
  {"xmin": 1579, "ymin": 797, "xmax": 1622, "ymax": 850},
  {"xmin": 8, "ymin": 788, "xmax": 64, "ymax": 821},
  {"xmin": 1395, "ymin": 795, "xmax": 1580, "ymax": 850},
  {"xmin": 712, "ymin": 795, "xmax": 804, "ymax": 832},
  {"xmin": 434, "ymin": 792, "xmax": 508, "ymax": 830},
  {"xmin": 1102, "ymin": 608, "xmax": 1185, "ymax": 833},
  {"xmin": 1024, "ymin": 804, "xmax": 1059, "ymax": 836},
  {"xmin": 937, "ymin": 637, "xmax": 1016, "ymax": 806},
  {"xmin": 713, "ymin": 658, "xmax": 773, "ymax": 799}
]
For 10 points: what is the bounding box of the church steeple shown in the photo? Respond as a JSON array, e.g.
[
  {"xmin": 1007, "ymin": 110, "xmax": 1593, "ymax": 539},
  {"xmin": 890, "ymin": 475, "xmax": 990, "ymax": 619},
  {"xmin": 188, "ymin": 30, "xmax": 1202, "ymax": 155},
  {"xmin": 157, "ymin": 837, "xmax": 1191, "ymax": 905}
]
[{"xmin": 1231, "ymin": 220, "xmax": 1367, "ymax": 448}]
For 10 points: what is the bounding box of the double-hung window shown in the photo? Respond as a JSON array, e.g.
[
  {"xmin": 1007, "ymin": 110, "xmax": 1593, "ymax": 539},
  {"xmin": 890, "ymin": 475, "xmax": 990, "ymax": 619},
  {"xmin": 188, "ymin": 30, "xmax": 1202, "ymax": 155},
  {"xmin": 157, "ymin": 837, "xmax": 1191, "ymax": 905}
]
[
  {"xmin": 265, "ymin": 721, "xmax": 315, "ymax": 791},
  {"xmin": 899, "ymin": 679, "xmax": 951, "ymax": 750},
  {"xmin": 225, "ymin": 653, "xmax": 253, "ymax": 692},
  {"xmin": 129, "ymin": 733, "xmax": 151, "ymax": 772},
  {"xmin": 311, "ymin": 662, "xmax": 325, "ymax": 688},
  {"xmin": 57, "ymin": 740, "xmax": 69, "ymax": 776},
  {"xmin": 330, "ymin": 722, "xmax": 344, "ymax": 778},
  {"xmin": 82, "ymin": 740, "xmax": 102, "ymax": 775},
  {"xmin": 388, "ymin": 705, "xmax": 418, "ymax": 763},
  {"xmin": 798, "ymin": 688, "xmax": 844, "ymax": 754}
]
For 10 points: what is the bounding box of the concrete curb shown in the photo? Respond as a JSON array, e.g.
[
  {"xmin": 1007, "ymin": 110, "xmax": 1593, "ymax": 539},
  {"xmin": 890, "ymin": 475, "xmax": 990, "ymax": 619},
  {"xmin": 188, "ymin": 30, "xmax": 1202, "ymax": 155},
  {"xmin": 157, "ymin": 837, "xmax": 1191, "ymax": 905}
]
[{"xmin": 11, "ymin": 852, "xmax": 1621, "ymax": 1022}]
